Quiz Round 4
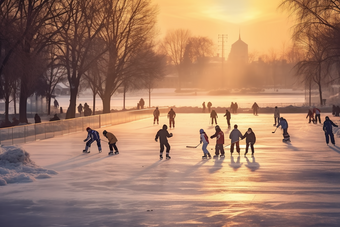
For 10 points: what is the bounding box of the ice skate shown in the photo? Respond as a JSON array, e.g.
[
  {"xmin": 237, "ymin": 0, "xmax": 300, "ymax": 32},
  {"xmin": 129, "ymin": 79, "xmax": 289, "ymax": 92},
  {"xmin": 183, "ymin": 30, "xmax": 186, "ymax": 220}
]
[
  {"xmin": 213, "ymin": 155, "xmax": 218, "ymax": 158},
  {"xmin": 166, "ymin": 154, "xmax": 171, "ymax": 160},
  {"xmin": 160, "ymin": 155, "xmax": 163, "ymax": 160},
  {"xmin": 108, "ymin": 151, "xmax": 114, "ymax": 155},
  {"xmin": 83, "ymin": 150, "xmax": 87, "ymax": 153},
  {"xmin": 202, "ymin": 155, "xmax": 207, "ymax": 159},
  {"xmin": 207, "ymin": 153, "xmax": 211, "ymax": 159},
  {"xmin": 114, "ymin": 151, "xmax": 119, "ymax": 155},
  {"xmin": 220, "ymin": 155, "xmax": 225, "ymax": 158}
]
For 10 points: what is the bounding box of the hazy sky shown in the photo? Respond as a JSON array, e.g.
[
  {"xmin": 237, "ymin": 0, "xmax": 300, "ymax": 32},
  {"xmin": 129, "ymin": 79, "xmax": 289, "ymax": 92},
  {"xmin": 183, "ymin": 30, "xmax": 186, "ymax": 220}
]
[{"xmin": 155, "ymin": 0, "xmax": 293, "ymax": 56}]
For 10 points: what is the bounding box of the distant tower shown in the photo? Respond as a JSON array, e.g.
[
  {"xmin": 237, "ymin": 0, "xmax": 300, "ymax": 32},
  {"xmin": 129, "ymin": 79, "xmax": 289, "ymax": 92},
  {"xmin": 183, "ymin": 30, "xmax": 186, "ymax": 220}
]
[{"xmin": 228, "ymin": 31, "xmax": 248, "ymax": 64}]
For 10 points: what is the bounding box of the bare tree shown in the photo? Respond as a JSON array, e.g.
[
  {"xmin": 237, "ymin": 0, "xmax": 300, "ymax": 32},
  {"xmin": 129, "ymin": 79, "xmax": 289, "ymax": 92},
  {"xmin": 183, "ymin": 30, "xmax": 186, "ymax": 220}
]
[
  {"xmin": 55, "ymin": 0, "xmax": 107, "ymax": 119},
  {"xmin": 97, "ymin": 0, "xmax": 158, "ymax": 113},
  {"xmin": 159, "ymin": 29, "xmax": 191, "ymax": 90}
]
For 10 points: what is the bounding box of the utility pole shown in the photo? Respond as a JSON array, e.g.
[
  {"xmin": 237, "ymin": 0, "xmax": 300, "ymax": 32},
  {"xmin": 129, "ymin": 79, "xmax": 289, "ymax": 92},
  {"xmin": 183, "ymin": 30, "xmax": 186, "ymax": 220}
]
[{"xmin": 218, "ymin": 34, "xmax": 228, "ymax": 88}]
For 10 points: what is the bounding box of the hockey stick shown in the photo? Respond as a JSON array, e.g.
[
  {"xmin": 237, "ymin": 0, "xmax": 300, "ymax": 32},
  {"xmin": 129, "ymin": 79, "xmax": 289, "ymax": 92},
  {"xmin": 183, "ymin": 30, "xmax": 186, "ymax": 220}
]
[
  {"xmin": 272, "ymin": 128, "xmax": 277, "ymax": 133},
  {"xmin": 186, "ymin": 143, "xmax": 201, "ymax": 148}
]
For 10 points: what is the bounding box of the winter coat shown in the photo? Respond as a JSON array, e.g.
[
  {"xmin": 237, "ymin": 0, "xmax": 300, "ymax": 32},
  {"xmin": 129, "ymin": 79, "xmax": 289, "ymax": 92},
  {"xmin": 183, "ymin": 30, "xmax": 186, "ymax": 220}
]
[
  {"xmin": 274, "ymin": 108, "xmax": 280, "ymax": 118},
  {"xmin": 105, "ymin": 132, "xmax": 118, "ymax": 144},
  {"xmin": 85, "ymin": 130, "xmax": 100, "ymax": 141},
  {"xmin": 277, "ymin": 118, "xmax": 288, "ymax": 129},
  {"xmin": 242, "ymin": 131, "xmax": 256, "ymax": 144},
  {"xmin": 210, "ymin": 110, "xmax": 217, "ymax": 118},
  {"xmin": 323, "ymin": 119, "xmax": 338, "ymax": 134},
  {"xmin": 200, "ymin": 132, "xmax": 209, "ymax": 144},
  {"xmin": 153, "ymin": 109, "xmax": 160, "ymax": 117},
  {"xmin": 313, "ymin": 108, "xmax": 321, "ymax": 115},
  {"xmin": 210, "ymin": 129, "xmax": 224, "ymax": 144},
  {"xmin": 168, "ymin": 110, "xmax": 176, "ymax": 119},
  {"xmin": 229, "ymin": 129, "xmax": 242, "ymax": 143},
  {"xmin": 224, "ymin": 110, "xmax": 231, "ymax": 119},
  {"xmin": 155, "ymin": 129, "xmax": 172, "ymax": 144}
]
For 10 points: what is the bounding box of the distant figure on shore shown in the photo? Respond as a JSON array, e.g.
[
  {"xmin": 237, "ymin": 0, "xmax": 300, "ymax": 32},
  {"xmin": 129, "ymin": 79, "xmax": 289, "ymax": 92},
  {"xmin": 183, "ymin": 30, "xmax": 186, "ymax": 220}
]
[
  {"xmin": 235, "ymin": 102, "xmax": 238, "ymax": 113},
  {"xmin": 332, "ymin": 105, "xmax": 336, "ymax": 116},
  {"xmin": 230, "ymin": 102, "xmax": 235, "ymax": 113},
  {"xmin": 323, "ymin": 116, "xmax": 338, "ymax": 145},
  {"xmin": 313, "ymin": 107, "xmax": 321, "ymax": 124},
  {"xmin": 54, "ymin": 99, "xmax": 59, "ymax": 109},
  {"xmin": 50, "ymin": 114, "xmax": 60, "ymax": 121},
  {"xmin": 224, "ymin": 109, "xmax": 231, "ymax": 127},
  {"xmin": 274, "ymin": 106, "xmax": 280, "ymax": 126},
  {"xmin": 210, "ymin": 109, "xmax": 218, "ymax": 125},
  {"xmin": 34, "ymin": 113, "xmax": 41, "ymax": 123},
  {"xmin": 60, "ymin": 107, "xmax": 63, "ymax": 114},
  {"xmin": 78, "ymin": 104, "xmax": 83, "ymax": 116},
  {"xmin": 202, "ymin": 102, "xmax": 206, "ymax": 113},
  {"xmin": 139, "ymin": 98, "xmax": 145, "ymax": 109},
  {"xmin": 153, "ymin": 107, "xmax": 160, "ymax": 125},
  {"xmin": 251, "ymin": 102, "xmax": 259, "ymax": 116},
  {"xmin": 306, "ymin": 109, "xmax": 314, "ymax": 123},
  {"xmin": 167, "ymin": 108, "xmax": 176, "ymax": 128},
  {"xmin": 84, "ymin": 103, "xmax": 92, "ymax": 116},
  {"xmin": 207, "ymin": 102, "xmax": 212, "ymax": 113},
  {"xmin": 12, "ymin": 117, "xmax": 19, "ymax": 126}
]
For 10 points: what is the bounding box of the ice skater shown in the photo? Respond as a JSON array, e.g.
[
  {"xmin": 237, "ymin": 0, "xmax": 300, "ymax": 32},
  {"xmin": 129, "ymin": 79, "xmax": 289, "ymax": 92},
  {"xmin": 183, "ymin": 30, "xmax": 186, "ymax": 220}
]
[
  {"xmin": 323, "ymin": 116, "xmax": 338, "ymax": 145},
  {"xmin": 83, "ymin": 127, "xmax": 102, "ymax": 153},
  {"xmin": 251, "ymin": 102, "xmax": 259, "ymax": 116},
  {"xmin": 210, "ymin": 109, "xmax": 218, "ymax": 125},
  {"xmin": 241, "ymin": 128, "xmax": 256, "ymax": 156},
  {"xmin": 274, "ymin": 106, "xmax": 280, "ymax": 126},
  {"xmin": 155, "ymin": 124, "xmax": 173, "ymax": 160},
  {"xmin": 223, "ymin": 109, "xmax": 231, "ymax": 127},
  {"xmin": 210, "ymin": 125, "xmax": 225, "ymax": 158},
  {"xmin": 306, "ymin": 109, "xmax": 314, "ymax": 123},
  {"xmin": 199, "ymin": 129, "xmax": 211, "ymax": 159},
  {"xmin": 167, "ymin": 108, "xmax": 176, "ymax": 128},
  {"xmin": 276, "ymin": 117, "xmax": 290, "ymax": 142},
  {"xmin": 103, "ymin": 130, "xmax": 119, "ymax": 155},
  {"xmin": 153, "ymin": 107, "xmax": 160, "ymax": 124},
  {"xmin": 313, "ymin": 107, "xmax": 321, "ymax": 124},
  {"xmin": 229, "ymin": 124, "xmax": 242, "ymax": 155}
]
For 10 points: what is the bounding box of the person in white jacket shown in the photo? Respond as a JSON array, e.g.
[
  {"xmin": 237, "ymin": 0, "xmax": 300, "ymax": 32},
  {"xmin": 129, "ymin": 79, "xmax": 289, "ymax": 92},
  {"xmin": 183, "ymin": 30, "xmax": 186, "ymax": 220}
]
[
  {"xmin": 199, "ymin": 129, "xmax": 211, "ymax": 159},
  {"xmin": 229, "ymin": 124, "xmax": 243, "ymax": 155}
]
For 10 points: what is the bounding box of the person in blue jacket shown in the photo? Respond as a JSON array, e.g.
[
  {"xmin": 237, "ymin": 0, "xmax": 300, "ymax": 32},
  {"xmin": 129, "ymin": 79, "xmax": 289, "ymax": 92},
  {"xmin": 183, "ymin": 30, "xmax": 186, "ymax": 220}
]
[
  {"xmin": 277, "ymin": 117, "xmax": 290, "ymax": 142},
  {"xmin": 323, "ymin": 116, "xmax": 338, "ymax": 145},
  {"xmin": 83, "ymin": 127, "xmax": 102, "ymax": 153}
]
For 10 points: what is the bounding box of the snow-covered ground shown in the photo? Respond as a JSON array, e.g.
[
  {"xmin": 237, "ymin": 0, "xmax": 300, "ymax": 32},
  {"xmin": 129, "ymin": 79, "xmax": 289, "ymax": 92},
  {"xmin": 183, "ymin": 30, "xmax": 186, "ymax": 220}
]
[{"xmin": 1, "ymin": 112, "xmax": 340, "ymax": 226}]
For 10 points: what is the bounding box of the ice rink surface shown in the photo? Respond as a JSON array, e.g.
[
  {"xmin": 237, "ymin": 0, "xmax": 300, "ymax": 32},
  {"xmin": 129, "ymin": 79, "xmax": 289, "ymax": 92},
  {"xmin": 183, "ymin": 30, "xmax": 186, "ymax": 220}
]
[{"xmin": 1, "ymin": 113, "xmax": 340, "ymax": 227}]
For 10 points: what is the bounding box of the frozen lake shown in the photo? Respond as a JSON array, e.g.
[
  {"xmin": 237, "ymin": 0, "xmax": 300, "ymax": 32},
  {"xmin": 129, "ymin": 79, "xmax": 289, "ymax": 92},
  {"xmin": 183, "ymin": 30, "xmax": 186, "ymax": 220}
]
[{"xmin": 1, "ymin": 112, "xmax": 340, "ymax": 226}]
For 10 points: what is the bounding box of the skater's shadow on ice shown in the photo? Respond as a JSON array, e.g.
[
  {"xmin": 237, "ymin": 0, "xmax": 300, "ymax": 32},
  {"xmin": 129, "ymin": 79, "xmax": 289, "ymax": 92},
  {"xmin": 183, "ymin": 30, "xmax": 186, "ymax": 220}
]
[
  {"xmin": 209, "ymin": 157, "xmax": 225, "ymax": 174},
  {"xmin": 122, "ymin": 160, "xmax": 162, "ymax": 183},
  {"xmin": 286, "ymin": 143, "xmax": 299, "ymax": 151},
  {"xmin": 229, "ymin": 156, "xmax": 243, "ymax": 171},
  {"xmin": 245, "ymin": 156, "xmax": 260, "ymax": 172},
  {"xmin": 45, "ymin": 153, "xmax": 111, "ymax": 171},
  {"xmin": 328, "ymin": 145, "xmax": 340, "ymax": 154},
  {"xmin": 183, "ymin": 159, "xmax": 209, "ymax": 177}
]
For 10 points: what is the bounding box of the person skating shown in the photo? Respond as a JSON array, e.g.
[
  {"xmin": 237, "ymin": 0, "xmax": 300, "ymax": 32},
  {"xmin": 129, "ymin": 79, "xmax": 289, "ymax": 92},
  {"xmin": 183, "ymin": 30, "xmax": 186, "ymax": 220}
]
[
  {"xmin": 210, "ymin": 125, "xmax": 225, "ymax": 158},
  {"xmin": 83, "ymin": 127, "xmax": 102, "ymax": 153},
  {"xmin": 202, "ymin": 102, "xmax": 206, "ymax": 113},
  {"xmin": 229, "ymin": 124, "xmax": 242, "ymax": 155},
  {"xmin": 276, "ymin": 117, "xmax": 290, "ymax": 142},
  {"xmin": 103, "ymin": 130, "xmax": 119, "ymax": 155},
  {"xmin": 167, "ymin": 108, "xmax": 176, "ymax": 128},
  {"xmin": 153, "ymin": 107, "xmax": 160, "ymax": 124},
  {"xmin": 306, "ymin": 109, "xmax": 314, "ymax": 123},
  {"xmin": 199, "ymin": 129, "xmax": 211, "ymax": 159},
  {"xmin": 155, "ymin": 124, "xmax": 173, "ymax": 159},
  {"xmin": 251, "ymin": 102, "xmax": 259, "ymax": 116},
  {"xmin": 207, "ymin": 102, "xmax": 212, "ymax": 113},
  {"xmin": 323, "ymin": 116, "xmax": 338, "ymax": 145},
  {"xmin": 210, "ymin": 109, "xmax": 218, "ymax": 125},
  {"xmin": 223, "ymin": 109, "xmax": 231, "ymax": 127},
  {"xmin": 313, "ymin": 107, "xmax": 321, "ymax": 124},
  {"xmin": 234, "ymin": 102, "xmax": 238, "ymax": 113},
  {"xmin": 241, "ymin": 128, "xmax": 256, "ymax": 156},
  {"xmin": 274, "ymin": 106, "xmax": 280, "ymax": 126}
]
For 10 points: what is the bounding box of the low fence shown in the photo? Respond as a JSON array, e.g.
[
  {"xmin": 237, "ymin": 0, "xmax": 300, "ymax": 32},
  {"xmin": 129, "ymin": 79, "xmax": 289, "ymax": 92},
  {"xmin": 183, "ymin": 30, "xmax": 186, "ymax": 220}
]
[{"xmin": 0, "ymin": 108, "xmax": 159, "ymax": 145}]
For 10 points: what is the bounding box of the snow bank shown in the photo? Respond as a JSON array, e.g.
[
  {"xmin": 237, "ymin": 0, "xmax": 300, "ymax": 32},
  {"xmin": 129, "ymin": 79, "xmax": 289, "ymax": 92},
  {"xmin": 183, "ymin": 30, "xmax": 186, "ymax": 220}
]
[{"xmin": 0, "ymin": 145, "xmax": 57, "ymax": 186}]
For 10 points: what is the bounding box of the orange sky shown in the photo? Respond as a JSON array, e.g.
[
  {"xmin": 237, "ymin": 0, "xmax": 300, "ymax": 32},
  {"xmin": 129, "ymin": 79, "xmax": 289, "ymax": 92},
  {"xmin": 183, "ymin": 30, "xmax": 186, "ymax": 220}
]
[{"xmin": 154, "ymin": 0, "xmax": 294, "ymax": 56}]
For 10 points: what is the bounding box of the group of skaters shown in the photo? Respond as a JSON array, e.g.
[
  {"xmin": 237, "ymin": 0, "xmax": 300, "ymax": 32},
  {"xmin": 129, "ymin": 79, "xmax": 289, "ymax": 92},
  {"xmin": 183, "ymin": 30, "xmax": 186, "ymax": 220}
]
[
  {"xmin": 202, "ymin": 101, "xmax": 212, "ymax": 113},
  {"xmin": 306, "ymin": 107, "xmax": 321, "ymax": 123},
  {"xmin": 137, "ymin": 98, "xmax": 145, "ymax": 109},
  {"xmin": 82, "ymin": 127, "xmax": 119, "ymax": 155},
  {"xmin": 77, "ymin": 103, "xmax": 92, "ymax": 116},
  {"xmin": 153, "ymin": 107, "xmax": 176, "ymax": 128}
]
